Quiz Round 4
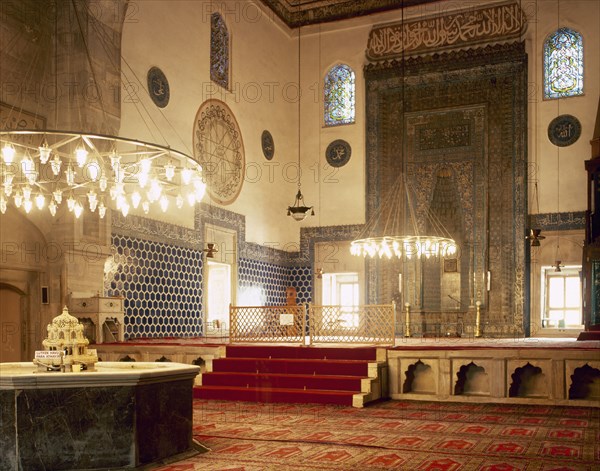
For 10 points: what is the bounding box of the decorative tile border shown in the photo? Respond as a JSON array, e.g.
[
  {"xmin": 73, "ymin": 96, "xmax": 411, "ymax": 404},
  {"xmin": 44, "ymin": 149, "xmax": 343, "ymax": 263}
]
[{"xmin": 111, "ymin": 211, "xmax": 202, "ymax": 249}]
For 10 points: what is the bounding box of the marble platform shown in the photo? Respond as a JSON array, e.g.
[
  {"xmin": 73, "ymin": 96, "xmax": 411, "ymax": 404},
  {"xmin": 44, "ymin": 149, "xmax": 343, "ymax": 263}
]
[{"xmin": 0, "ymin": 362, "xmax": 200, "ymax": 470}]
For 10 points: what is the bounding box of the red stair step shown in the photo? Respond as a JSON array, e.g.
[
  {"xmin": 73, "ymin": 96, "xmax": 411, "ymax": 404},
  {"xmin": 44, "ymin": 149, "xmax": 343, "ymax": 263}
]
[
  {"xmin": 226, "ymin": 345, "xmax": 378, "ymax": 361},
  {"xmin": 194, "ymin": 385, "xmax": 355, "ymax": 406},
  {"xmin": 212, "ymin": 357, "xmax": 370, "ymax": 376},
  {"xmin": 201, "ymin": 371, "xmax": 365, "ymax": 391}
]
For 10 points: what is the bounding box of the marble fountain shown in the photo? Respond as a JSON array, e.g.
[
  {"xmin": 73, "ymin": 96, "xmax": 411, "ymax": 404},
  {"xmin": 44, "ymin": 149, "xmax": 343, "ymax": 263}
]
[{"xmin": 0, "ymin": 307, "xmax": 200, "ymax": 470}]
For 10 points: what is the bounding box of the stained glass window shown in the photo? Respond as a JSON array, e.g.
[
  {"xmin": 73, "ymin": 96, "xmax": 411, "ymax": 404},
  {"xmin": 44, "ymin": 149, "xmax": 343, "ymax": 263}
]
[
  {"xmin": 543, "ymin": 28, "xmax": 583, "ymax": 99},
  {"xmin": 210, "ymin": 13, "xmax": 229, "ymax": 90},
  {"xmin": 324, "ymin": 64, "xmax": 355, "ymax": 126}
]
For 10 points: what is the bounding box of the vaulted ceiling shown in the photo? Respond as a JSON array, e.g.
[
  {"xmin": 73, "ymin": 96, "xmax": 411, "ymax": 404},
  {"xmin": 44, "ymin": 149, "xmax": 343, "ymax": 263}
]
[{"xmin": 259, "ymin": 0, "xmax": 443, "ymax": 28}]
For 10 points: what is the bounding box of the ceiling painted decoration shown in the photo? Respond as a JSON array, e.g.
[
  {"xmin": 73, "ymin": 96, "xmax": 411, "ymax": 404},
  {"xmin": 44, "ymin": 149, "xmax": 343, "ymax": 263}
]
[{"xmin": 259, "ymin": 0, "xmax": 443, "ymax": 28}]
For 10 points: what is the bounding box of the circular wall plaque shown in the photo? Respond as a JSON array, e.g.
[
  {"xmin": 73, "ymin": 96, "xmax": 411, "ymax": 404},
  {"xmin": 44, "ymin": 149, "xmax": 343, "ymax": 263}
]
[
  {"xmin": 147, "ymin": 66, "xmax": 170, "ymax": 108},
  {"xmin": 548, "ymin": 114, "xmax": 581, "ymax": 147},
  {"xmin": 193, "ymin": 99, "xmax": 245, "ymax": 205},
  {"xmin": 261, "ymin": 130, "xmax": 274, "ymax": 160},
  {"xmin": 325, "ymin": 139, "xmax": 351, "ymax": 167}
]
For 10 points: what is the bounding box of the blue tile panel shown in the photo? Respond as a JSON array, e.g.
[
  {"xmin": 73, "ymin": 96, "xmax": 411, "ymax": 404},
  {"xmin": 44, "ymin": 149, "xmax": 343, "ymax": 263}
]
[
  {"xmin": 237, "ymin": 259, "xmax": 313, "ymax": 306},
  {"xmin": 104, "ymin": 235, "xmax": 204, "ymax": 339}
]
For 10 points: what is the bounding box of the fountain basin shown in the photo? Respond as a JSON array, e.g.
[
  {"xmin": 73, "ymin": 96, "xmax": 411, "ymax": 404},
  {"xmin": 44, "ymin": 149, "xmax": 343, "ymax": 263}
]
[{"xmin": 1, "ymin": 361, "xmax": 200, "ymax": 470}]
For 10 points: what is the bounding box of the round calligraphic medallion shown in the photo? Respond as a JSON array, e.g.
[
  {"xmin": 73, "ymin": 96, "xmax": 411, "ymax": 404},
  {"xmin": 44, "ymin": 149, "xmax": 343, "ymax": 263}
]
[
  {"xmin": 261, "ymin": 130, "xmax": 274, "ymax": 160},
  {"xmin": 325, "ymin": 139, "xmax": 351, "ymax": 167},
  {"xmin": 147, "ymin": 66, "xmax": 170, "ymax": 108},
  {"xmin": 193, "ymin": 99, "xmax": 245, "ymax": 205},
  {"xmin": 548, "ymin": 114, "xmax": 581, "ymax": 147}
]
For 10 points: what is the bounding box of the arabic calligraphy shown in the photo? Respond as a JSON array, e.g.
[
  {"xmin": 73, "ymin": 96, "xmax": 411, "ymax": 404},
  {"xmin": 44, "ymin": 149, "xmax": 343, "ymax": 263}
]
[{"xmin": 367, "ymin": 2, "xmax": 526, "ymax": 60}]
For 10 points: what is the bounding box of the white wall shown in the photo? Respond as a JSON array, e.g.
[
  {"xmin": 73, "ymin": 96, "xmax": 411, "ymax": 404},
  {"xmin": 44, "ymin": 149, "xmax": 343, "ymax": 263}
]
[
  {"xmin": 119, "ymin": 0, "xmax": 599, "ymax": 247},
  {"xmin": 524, "ymin": 0, "xmax": 600, "ymax": 214},
  {"xmin": 119, "ymin": 0, "xmax": 299, "ymax": 248}
]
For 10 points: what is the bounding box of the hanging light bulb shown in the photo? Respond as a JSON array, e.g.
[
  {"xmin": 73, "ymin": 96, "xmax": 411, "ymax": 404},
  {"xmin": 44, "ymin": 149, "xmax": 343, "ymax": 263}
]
[
  {"xmin": 53, "ymin": 189, "xmax": 63, "ymax": 204},
  {"xmin": 120, "ymin": 201, "xmax": 130, "ymax": 217},
  {"xmin": 67, "ymin": 194, "xmax": 76, "ymax": 212},
  {"xmin": 2, "ymin": 143, "xmax": 15, "ymax": 164},
  {"xmin": 35, "ymin": 193, "xmax": 45, "ymax": 210},
  {"xmin": 87, "ymin": 190, "xmax": 98, "ymax": 212},
  {"xmin": 98, "ymin": 201, "xmax": 106, "ymax": 219},
  {"xmin": 21, "ymin": 153, "xmax": 36, "ymax": 184},
  {"xmin": 164, "ymin": 161, "xmax": 175, "ymax": 181},
  {"xmin": 193, "ymin": 176, "xmax": 206, "ymax": 201},
  {"xmin": 65, "ymin": 164, "xmax": 76, "ymax": 186},
  {"xmin": 75, "ymin": 141, "xmax": 88, "ymax": 167},
  {"xmin": 22, "ymin": 185, "xmax": 32, "ymax": 201},
  {"xmin": 142, "ymin": 201, "xmax": 150, "ymax": 214},
  {"xmin": 73, "ymin": 202, "xmax": 84, "ymax": 218},
  {"xmin": 181, "ymin": 167, "xmax": 193, "ymax": 185},
  {"xmin": 176, "ymin": 194, "xmax": 184, "ymax": 208},
  {"xmin": 23, "ymin": 199, "xmax": 33, "ymax": 213},
  {"xmin": 3, "ymin": 171, "xmax": 14, "ymax": 185},
  {"xmin": 140, "ymin": 158, "xmax": 152, "ymax": 174},
  {"xmin": 48, "ymin": 200, "xmax": 57, "ymax": 216},
  {"xmin": 148, "ymin": 178, "xmax": 162, "ymax": 202},
  {"xmin": 138, "ymin": 172, "xmax": 149, "ymax": 188},
  {"xmin": 99, "ymin": 176, "xmax": 108, "ymax": 192},
  {"xmin": 50, "ymin": 154, "xmax": 62, "ymax": 175},
  {"xmin": 14, "ymin": 192, "xmax": 23, "ymax": 208},
  {"xmin": 186, "ymin": 192, "xmax": 196, "ymax": 206},
  {"xmin": 38, "ymin": 140, "xmax": 51, "ymax": 164},
  {"xmin": 159, "ymin": 194, "xmax": 169, "ymax": 212},
  {"xmin": 131, "ymin": 191, "xmax": 142, "ymax": 209},
  {"xmin": 110, "ymin": 150, "xmax": 121, "ymax": 170},
  {"xmin": 3, "ymin": 183, "xmax": 12, "ymax": 197},
  {"xmin": 0, "ymin": 194, "xmax": 6, "ymax": 214},
  {"xmin": 110, "ymin": 182, "xmax": 124, "ymax": 200},
  {"xmin": 86, "ymin": 158, "xmax": 101, "ymax": 182}
]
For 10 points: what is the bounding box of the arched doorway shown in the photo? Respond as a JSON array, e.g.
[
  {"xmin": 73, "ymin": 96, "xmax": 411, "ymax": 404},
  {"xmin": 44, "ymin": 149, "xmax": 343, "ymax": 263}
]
[{"xmin": 0, "ymin": 284, "xmax": 26, "ymax": 362}]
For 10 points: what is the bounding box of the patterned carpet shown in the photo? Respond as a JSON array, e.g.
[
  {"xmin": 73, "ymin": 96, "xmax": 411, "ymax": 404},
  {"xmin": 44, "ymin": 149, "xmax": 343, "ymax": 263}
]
[{"xmin": 156, "ymin": 399, "xmax": 600, "ymax": 471}]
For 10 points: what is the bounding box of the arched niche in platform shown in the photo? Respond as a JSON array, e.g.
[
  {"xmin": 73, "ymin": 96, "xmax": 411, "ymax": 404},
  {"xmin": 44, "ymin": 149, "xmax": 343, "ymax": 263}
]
[
  {"xmin": 454, "ymin": 361, "xmax": 490, "ymax": 396},
  {"xmin": 402, "ymin": 359, "xmax": 436, "ymax": 395},
  {"xmin": 568, "ymin": 364, "xmax": 600, "ymax": 400},
  {"xmin": 509, "ymin": 362, "xmax": 549, "ymax": 399}
]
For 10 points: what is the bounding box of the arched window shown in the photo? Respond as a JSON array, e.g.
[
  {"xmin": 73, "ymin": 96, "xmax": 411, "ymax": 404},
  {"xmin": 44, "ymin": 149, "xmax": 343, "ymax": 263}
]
[
  {"xmin": 324, "ymin": 64, "xmax": 355, "ymax": 126},
  {"xmin": 210, "ymin": 13, "xmax": 229, "ymax": 90},
  {"xmin": 543, "ymin": 28, "xmax": 583, "ymax": 99}
]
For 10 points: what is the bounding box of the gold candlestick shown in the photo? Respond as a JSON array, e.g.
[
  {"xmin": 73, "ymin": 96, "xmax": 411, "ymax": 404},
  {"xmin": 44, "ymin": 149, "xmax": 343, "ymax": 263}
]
[
  {"xmin": 475, "ymin": 301, "xmax": 482, "ymax": 338},
  {"xmin": 404, "ymin": 302, "xmax": 411, "ymax": 338}
]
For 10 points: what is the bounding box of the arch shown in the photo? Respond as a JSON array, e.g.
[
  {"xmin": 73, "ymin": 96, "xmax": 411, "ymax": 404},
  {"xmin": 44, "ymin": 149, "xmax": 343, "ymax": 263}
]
[
  {"xmin": 210, "ymin": 12, "xmax": 230, "ymax": 90},
  {"xmin": 568, "ymin": 364, "xmax": 600, "ymax": 400},
  {"xmin": 324, "ymin": 64, "xmax": 355, "ymax": 126},
  {"xmin": 509, "ymin": 362, "xmax": 548, "ymax": 398},
  {"xmin": 543, "ymin": 28, "xmax": 583, "ymax": 99},
  {"xmin": 0, "ymin": 282, "xmax": 26, "ymax": 296},
  {"xmin": 454, "ymin": 362, "xmax": 489, "ymax": 396},
  {"xmin": 402, "ymin": 359, "xmax": 436, "ymax": 394}
]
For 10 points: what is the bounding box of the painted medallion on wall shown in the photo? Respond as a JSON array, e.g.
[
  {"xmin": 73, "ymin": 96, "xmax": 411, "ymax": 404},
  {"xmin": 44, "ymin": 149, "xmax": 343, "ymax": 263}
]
[
  {"xmin": 193, "ymin": 99, "xmax": 245, "ymax": 205},
  {"xmin": 147, "ymin": 66, "xmax": 170, "ymax": 108},
  {"xmin": 261, "ymin": 130, "xmax": 274, "ymax": 160},
  {"xmin": 548, "ymin": 114, "xmax": 581, "ymax": 147},
  {"xmin": 325, "ymin": 139, "xmax": 351, "ymax": 167}
]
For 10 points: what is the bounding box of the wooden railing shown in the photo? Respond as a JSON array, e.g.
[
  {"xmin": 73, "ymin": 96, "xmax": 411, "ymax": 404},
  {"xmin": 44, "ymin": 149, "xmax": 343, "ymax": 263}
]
[
  {"xmin": 229, "ymin": 303, "xmax": 396, "ymax": 345},
  {"xmin": 229, "ymin": 305, "xmax": 306, "ymax": 344}
]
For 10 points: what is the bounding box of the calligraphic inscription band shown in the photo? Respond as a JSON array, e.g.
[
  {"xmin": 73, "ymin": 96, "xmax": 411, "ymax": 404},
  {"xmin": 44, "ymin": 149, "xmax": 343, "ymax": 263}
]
[{"xmin": 366, "ymin": 2, "xmax": 526, "ymax": 60}]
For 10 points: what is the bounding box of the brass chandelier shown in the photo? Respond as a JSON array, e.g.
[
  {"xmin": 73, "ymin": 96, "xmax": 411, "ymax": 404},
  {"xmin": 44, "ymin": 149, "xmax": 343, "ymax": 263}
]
[
  {"xmin": 350, "ymin": 173, "xmax": 457, "ymax": 260},
  {"xmin": 0, "ymin": 130, "xmax": 206, "ymax": 218}
]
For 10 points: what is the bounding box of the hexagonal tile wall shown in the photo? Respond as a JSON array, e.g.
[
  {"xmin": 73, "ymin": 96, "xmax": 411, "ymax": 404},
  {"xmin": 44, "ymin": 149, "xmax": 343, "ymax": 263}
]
[{"xmin": 104, "ymin": 235, "xmax": 203, "ymax": 339}]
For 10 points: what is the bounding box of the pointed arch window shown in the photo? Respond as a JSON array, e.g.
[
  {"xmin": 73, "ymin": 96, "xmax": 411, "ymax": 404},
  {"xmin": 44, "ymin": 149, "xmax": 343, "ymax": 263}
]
[
  {"xmin": 543, "ymin": 28, "xmax": 583, "ymax": 99},
  {"xmin": 324, "ymin": 64, "xmax": 355, "ymax": 126},
  {"xmin": 210, "ymin": 12, "xmax": 230, "ymax": 90}
]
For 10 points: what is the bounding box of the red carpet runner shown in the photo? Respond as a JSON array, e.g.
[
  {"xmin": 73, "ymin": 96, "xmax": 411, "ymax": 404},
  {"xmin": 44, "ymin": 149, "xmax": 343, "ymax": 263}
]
[
  {"xmin": 194, "ymin": 345, "xmax": 380, "ymax": 406},
  {"xmin": 156, "ymin": 399, "xmax": 600, "ymax": 471}
]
